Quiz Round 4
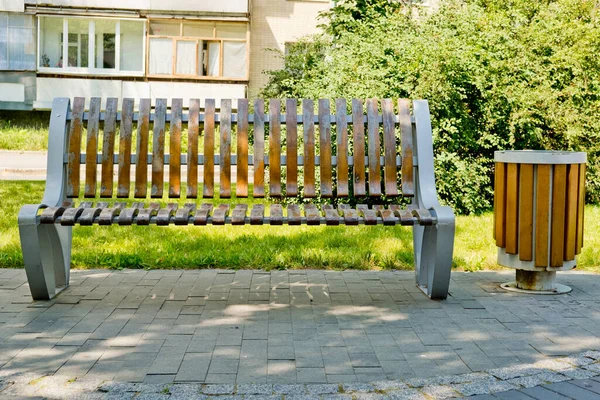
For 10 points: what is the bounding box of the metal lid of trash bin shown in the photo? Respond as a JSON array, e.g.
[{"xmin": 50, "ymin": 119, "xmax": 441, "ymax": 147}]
[{"xmin": 494, "ymin": 150, "xmax": 587, "ymax": 164}]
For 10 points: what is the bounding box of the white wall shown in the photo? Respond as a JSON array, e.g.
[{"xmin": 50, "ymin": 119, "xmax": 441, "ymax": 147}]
[
  {"xmin": 0, "ymin": 0, "xmax": 24, "ymax": 12},
  {"xmin": 25, "ymin": 0, "xmax": 248, "ymax": 14},
  {"xmin": 34, "ymin": 78, "xmax": 246, "ymax": 109},
  {"xmin": 0, "ymin": 83, "xmax": 25, "ymax": 102}
]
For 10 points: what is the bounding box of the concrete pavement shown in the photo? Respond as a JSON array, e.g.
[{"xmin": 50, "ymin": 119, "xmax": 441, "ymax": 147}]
[{"xmin": 2, "ymin": 268, "xmax": 600, "ymax": 398}]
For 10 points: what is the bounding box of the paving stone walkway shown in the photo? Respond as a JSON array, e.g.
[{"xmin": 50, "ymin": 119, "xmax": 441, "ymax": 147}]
[{"xmin": 2, "ymin": 268, "xmax": 600, "ymax": 399}]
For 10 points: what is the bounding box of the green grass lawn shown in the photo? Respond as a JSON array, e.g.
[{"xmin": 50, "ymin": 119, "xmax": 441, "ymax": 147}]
[
  {"xmin": 1, "ymin": 180, "xmax": 598, "ymax": 272},
  {"xmin": 0, "ymin": 111, "xmax": 50, "ymax": 151}
]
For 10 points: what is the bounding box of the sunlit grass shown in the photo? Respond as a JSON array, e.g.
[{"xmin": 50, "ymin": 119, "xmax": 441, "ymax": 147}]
[
  {"xmin": 0, "ymin": 111, "xmax": 50, "ymax": 151},
  {"xmin": 1, "ymin": 180, "xmax": 598, "ymax": 272}
]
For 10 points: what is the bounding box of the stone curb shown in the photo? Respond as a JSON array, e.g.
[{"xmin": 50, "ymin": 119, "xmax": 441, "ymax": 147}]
[{"xmin": 2, "ymin": 350, "xmax": 600, "ymax": 399}]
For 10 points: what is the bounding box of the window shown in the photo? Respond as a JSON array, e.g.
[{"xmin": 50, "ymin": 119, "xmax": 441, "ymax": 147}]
[
  {"xmin": 148, "ymin": 20, "xmax": 248, "ymax": 80},
  {"xmin": 38, "ymin": 16, "xmax": 145, "ymax": 75},
  {"xmin": 0, "ymin": 12, "xmax": 36, "ymax": 71}
]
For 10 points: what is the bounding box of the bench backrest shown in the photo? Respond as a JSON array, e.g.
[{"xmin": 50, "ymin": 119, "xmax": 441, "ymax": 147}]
[{"xmin": 49, "ymin": 97, "xmax": 428, "ymax": 201}]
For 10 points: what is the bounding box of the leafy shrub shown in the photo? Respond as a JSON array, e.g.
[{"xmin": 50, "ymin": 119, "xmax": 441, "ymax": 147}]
[{"xmin": 261, "ymin": 0, "xmax": 600, "ymax": 214}]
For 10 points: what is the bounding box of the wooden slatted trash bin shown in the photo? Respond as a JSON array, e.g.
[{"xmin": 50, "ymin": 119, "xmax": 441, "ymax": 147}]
[{"xmin": 494, "ymin": 150, "xmax": 587, "ymax": 294}]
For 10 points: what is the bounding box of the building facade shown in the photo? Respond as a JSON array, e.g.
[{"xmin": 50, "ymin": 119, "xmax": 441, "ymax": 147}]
[{"xmin": 0, "ymin": 0, "xmax": 330, "ymax": 110}]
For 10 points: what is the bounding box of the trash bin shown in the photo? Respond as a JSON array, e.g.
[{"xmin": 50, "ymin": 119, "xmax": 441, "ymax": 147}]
[{"xmin": 494, "ymin": 150, "xmax": 587, "ymax": 294}]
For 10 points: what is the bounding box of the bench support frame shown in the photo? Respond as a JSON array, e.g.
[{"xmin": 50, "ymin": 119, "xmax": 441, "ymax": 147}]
[
  {"xmin": 18, "ymin": 98, "xmax": 73, "ymax": 300},
  {"xmin": 412, "ymin": 100, "xmax": 455, "ymax": 299},
  {"xmin": 18, "ymin": 98, "xmax": 455, "ymax": 301}
]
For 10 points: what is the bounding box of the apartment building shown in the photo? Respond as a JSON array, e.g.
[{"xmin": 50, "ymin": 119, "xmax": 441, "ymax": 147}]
[{"xmin": 0, "ymin": 0, "xmax": 330, "ymax": 110}]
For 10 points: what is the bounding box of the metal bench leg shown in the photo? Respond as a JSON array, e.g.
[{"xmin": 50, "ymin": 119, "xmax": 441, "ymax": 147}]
[
  {"xmin": 19, "ymin": 205, "xmax": 72, "ymax": 300},
  {"xmin": 413, "ymin": 205, "xmax": 455, "ymax": 299}
]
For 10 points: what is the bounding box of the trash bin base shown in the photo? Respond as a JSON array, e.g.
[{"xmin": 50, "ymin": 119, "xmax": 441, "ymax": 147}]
[{"xmin": 501, "ymin": 270, "xmax": 571, "ymax": 295}]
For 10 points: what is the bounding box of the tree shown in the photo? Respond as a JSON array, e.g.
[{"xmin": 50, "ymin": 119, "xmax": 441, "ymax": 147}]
[{"xmin": 261, "ymin": 0, "xmax": 600, "ymax": 214}]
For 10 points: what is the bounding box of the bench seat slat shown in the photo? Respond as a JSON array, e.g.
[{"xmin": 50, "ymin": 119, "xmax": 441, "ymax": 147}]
[
  {"xmin": 270, "ymin": 204, "xmax": 283, "ymax": 225},
  {"xmin": 99, "ymin": 202, "xmax": 126, "ymax": 225},
  {"xmin": 231, "ymin": 204, "xmax": 248, "ymax": 226},
  {"xmin": 41, "ymin": 207, "xmax": 66, "ymax": 224},
  {"xmin": 137, "ymin": 203, "xmax": 160, "ymax": 226},
  {"xmin": 194, "ymin": 203, "xmax": 214, "ymax": 226},
  {"xmin": 118, "ymin": 202, "xmax": 145, "ymax": 226},
  {"xmin": 323, "ymin": 204, "xmax": 341, "ymax": 226},
  {"xmin": 212, "ymin": 204, "xmax": 230, "ymax": 226},
  {"xmin": 305, "ymin": 204, "xmax": 320, "ymax": 226},
  {"xmin": 175, "ymin": 203, "xmax": 197, "ymax": 226},
  {"xmin": 60, "ymin": 208, "xmax": 82, "ymax": 226},
  {"xmin": 250, "ymin": 204, "xmax": 265, "ymax": 225},
  {"xmin": 78, "ymin": 202, "xmax": 109, "ymax": 225},
  {"xmin": 287, "ymin": 204, "xmax": 301, "ymax": 225},
  {"xmin": 157, "ymin": 203, "xmax": 179, "ymax": 226}
]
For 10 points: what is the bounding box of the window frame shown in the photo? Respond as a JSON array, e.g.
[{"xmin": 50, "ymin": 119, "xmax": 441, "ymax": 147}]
[
  {"xmin": 37, "ymin": 15, "xmax": 146, "ymax": 77},
  {"xmin": 0, "ymin": 12, "xmax": 37, "ymax": 72},
  {"xmin": 146, "ymin": 19, "xmax": 249, "ymax": 81}
]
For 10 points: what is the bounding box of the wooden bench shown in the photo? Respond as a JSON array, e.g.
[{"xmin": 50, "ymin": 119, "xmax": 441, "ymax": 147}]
[{"xmin": 18, "ymin": 97, "xmax": 455, "ymax": 301}]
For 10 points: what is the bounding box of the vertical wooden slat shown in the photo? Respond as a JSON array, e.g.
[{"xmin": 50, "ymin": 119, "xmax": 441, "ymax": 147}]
[
  {"xmin": 84, "ymin": 97, "xmax": 101, "ymax": 198},
  {"xmin": 352, "ymin": 99, "xmax": 366, "ymax": 197},
  {"xmin": 286, "ymin": 99, "xmax": 298, "ymax": 197},
  {"xmin": 550, "ymin": 164, "xmax": 567, "ymax": 267},
  {"xmin": 494, "ymin": 162, "xmax": 506, "ymax": 246},
  {"xmin": 505, "ymin": 163, "xmax": 519, "ymax": 254},
  {"xmin": 398, "ymin": 99, "xmax": 414, "ymax": 196},
  {"xmin": 303, "ymin": 99, "xmax": 316, "ymax": 198},
  {"xmin": 187, "ymin": 99, "xmax": 200, "ymax": 198},
  {"xmin": 336, "ymin": 98, "xmax": 349, "ymax": 197},
  {"xmin": 169, "ymin": 98, "xmax": 182, "ymax": 198},
  {"xmin": 67, "ymin": 97, "xmax": 85, "ymax": 198},
  {"xmin": 135, "ymin": 98, "xmax": 151, "ymax": 198},
  {"xmin": 382, "ymin": 99, "xmax": 398, "ymax": 196},
  {"xmin": 576, "ymin": 163, "xmax": 586, "ymax": 254},
  {"xmin": 319, "ymin": 99, "xmax": 333, "ymax": 198},
  {"xmin": 518, "ymin": 164, "xmax": 534, "ymax": 261},
  {"xmin": 269, "ymin": 99, "xmax": 282, "ymax": 197},
  {"xmin": 535, "ymin": 164, "xmax": 551, "ymax": 267},
  {"xmin": 151, "ymin": 98, "xmax": 167, "ymax": 198},
  {"xmin": 366, "ymin": 98, "xmax": 381, "ymax": 196},
  {"xmin": 236, "ymin": 98, "xmax": 249, "ymax": 198},
  {"xmin": 220, "ymin": 99, "xmax": 232, "ymax": 198},
  {"xmin": 564, "ymin": 164, "xmax": 579, "ymax": 261},
  {"xmin": 100, "ymin": 97, "xmax": 118, "ymax": 197},
  {"xmin": 253, "ymin": 99, "xmax": 265, "ymax": 198},
  {"xmin": 203, "ymin": 99, "xmax": 215, "ymax": 198},
  {"xmin": 368, "ymin": 102, "xmax": 384, "ymax": 197},
  {"xmin": 117, "ymin": 98, "xmax": 134, "ymax": 198}
]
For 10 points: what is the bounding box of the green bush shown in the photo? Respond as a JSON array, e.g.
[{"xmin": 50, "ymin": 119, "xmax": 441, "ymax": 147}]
[{"xmin": 261, "ymin": 0, "xmax": 600, "ymax": 214}]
